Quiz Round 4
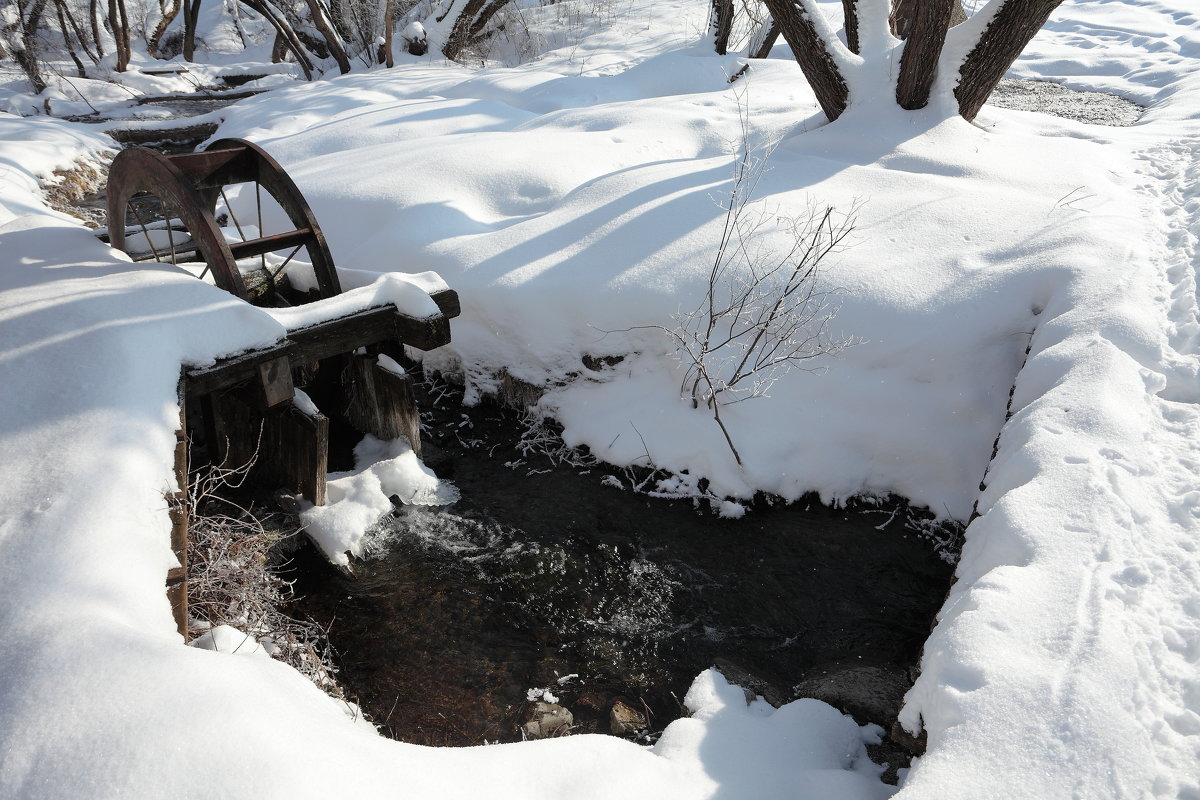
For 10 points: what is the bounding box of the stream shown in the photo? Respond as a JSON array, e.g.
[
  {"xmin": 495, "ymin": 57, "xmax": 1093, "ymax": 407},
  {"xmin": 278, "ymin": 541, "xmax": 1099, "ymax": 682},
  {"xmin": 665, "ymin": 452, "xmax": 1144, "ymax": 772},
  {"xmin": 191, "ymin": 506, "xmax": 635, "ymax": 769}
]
[{"xmin": 287, "ymin": 377, "xmax": 960, "ymax": 776}]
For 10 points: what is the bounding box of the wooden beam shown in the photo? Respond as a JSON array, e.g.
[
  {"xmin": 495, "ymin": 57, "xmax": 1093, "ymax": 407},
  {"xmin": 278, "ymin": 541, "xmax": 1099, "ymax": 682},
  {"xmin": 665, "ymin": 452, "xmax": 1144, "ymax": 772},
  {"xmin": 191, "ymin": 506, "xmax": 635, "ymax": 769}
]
[{"xmin": 228, "ymin": 228, "xmax": 313, "ymax": 261}]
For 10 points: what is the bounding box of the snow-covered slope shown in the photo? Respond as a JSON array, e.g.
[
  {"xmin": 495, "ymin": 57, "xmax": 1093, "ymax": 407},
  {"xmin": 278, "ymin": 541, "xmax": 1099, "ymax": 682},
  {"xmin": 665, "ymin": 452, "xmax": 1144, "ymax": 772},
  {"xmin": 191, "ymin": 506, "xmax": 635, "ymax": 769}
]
[{"xmin": 1, "ymin": 0, "xmax": 1198, "ymax": 798}]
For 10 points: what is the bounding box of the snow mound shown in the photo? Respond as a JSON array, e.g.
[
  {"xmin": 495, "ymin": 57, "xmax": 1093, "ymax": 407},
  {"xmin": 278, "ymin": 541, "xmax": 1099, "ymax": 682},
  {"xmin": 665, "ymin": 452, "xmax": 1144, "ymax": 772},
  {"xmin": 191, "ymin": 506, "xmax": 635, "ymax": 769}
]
[{"xmin": 301, "ymin": 435, "xmax": 459, "ymax": 564}]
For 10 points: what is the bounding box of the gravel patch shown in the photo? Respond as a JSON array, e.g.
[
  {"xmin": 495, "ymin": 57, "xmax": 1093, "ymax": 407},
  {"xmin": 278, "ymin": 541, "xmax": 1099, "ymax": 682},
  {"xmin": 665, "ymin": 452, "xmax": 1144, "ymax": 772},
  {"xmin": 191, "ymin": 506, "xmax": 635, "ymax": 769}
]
[{"xmin": 988, "ymin": 78, "xmax": 1143, "ymax": 126}]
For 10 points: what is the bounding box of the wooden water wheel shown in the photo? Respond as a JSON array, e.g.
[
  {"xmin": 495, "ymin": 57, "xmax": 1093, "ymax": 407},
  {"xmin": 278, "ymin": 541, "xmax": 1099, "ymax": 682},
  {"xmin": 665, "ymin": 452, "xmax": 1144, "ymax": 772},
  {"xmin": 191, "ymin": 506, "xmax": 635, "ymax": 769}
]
[
  {"xmin": 106, "ymin": 137, "xmax": 342, "ymax": 305},
  {"xmin": 103, "ymin": 138, "xmax": 462, "ymax": 638}
]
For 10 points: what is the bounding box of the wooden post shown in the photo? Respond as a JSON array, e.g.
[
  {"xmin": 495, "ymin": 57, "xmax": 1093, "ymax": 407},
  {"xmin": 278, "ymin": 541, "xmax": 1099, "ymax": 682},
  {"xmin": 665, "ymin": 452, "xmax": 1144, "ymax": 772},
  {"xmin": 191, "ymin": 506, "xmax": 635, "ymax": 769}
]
[
  {"xmin": 343, "ymin": 353, "xmax": 422, "ymax": 458},
  {"xmin": 167, "ymin": 392, "xmax": 189, "ymax": 640},
  {"xmin": 211, "ymin": 387, "xmax": 329, "ymax": 505},
  {"xmin": 261, "ymin": 399, "xmax": 329, "ymax": 506}
]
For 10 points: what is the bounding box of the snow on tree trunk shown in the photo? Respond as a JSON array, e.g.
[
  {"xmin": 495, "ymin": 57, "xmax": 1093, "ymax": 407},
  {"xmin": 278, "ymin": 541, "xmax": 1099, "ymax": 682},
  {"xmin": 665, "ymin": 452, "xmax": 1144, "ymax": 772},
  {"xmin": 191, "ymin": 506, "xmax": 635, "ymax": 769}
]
[
  {"xmin": 148, "ymin": 0, "xmax": 182, "ymax": 58},
  {"xmin": 241, "ymin": 0, "xmax": 315, "ymax": 79},
  {"xmin": 440, "ymin": 0, "xmax": 512, "ymax": 62},
  {"xmin": 746, "ymin": 15, "xmax": 780, "ymax": 59},
  {"xmin": 303, "ymin": 0, "xmax": 351, "ymax": 73},
  {"xmin": 761, "ymin": 0, "xmax": 850, "ymax": 121},
  {"xmin": 954, "ymin": 0, "xmax": 1065, "ymax": 120},
  {"xmin": 13, "ymin": 0, "xmax": 50, "ymax": 92},
  {"xmin": 711, "ymin": 0, "xmax": 734, "ymax": 55},
  {"xmin": 403, "ymin": 21, "xmax": 427, "ymax": 56},
  {"xmin": 767, "ymin": 0, "xmax": 1067, "ymax": 121}
]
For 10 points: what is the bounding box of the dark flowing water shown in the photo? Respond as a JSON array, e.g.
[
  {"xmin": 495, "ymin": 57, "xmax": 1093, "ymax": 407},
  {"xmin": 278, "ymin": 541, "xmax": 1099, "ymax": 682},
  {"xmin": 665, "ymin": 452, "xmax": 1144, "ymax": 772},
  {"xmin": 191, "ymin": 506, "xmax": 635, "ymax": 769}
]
[{"xmin": 289, "ymin": 381, "xmax": 959, "ymax": 764}]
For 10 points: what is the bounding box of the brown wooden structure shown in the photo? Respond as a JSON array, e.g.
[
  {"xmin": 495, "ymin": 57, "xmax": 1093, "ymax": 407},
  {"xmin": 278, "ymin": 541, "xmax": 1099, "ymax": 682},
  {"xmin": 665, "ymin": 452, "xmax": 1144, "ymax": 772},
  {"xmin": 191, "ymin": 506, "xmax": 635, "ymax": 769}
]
[{"xmin": 105, "ymin": 139, "xmax": 459, "ymax": 638}]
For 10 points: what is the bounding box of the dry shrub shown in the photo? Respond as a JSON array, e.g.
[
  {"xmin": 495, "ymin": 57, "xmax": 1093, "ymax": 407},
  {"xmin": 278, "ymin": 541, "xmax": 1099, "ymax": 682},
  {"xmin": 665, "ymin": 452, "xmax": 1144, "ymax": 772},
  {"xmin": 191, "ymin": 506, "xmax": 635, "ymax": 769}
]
[
  {"xmin": 187, "ymin": 457, "xmax": 345, "ymax": 699},
  {"xmin": 42, "ymin": 160, "xmax": 109, "ymax": 227}
]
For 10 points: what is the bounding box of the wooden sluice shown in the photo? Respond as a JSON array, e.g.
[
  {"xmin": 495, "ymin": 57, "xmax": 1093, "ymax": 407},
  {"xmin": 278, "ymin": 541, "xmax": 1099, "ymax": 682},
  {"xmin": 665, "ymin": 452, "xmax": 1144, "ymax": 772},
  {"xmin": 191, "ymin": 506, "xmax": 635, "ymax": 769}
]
[{"xmin": 104, "ymin": 138, "xmax": 459, "ymax": 638}]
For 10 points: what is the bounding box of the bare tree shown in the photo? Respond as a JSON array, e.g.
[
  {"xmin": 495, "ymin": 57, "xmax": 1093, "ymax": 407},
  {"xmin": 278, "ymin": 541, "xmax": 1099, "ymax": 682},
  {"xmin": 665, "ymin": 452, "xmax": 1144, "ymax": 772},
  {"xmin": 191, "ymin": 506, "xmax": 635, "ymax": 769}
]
[
  {"xmin": 89, "ymin": 0, "xmax": 103, "ymax": 56},
  {"xmin": 8, "ymin": 0, "xmax": 51, "ymax": 92},
  {"xmin": 108, "ymin": 0, "xmax": 132, "ymax": 71},
  {"xmin": 711, "ymin": 1, "xmax": 779, "ymax": 61},
  {"xmin": 761, "ymin": 0, "xmax": 1064, "ymax": 120},
  {"xmin": 302, "ymin": 0, "xmax": 351, "ymax": 72},
  {"xmin": 710, "ymin": 0, "xmax": 734, "ymax": 55},
  {"xmin": 618, "ymin": 130, "xmax": 857, "ymax": 467},
  {"xmin": 438, "ymin": 0, "xmax": 513, "ymax": 62},
  {"xmin": 239, "ymin": 0, "xmax": 315, "ymax": 78},
  {"xmin": 181, "ymin": 0, "xmax": 200, "ymax": 60},
  {"xmin": 147, "ymin": 0, "xmax": 182, "ymax": 58},
  {"xmin": 381, "ymin": 0, "xmax": 395, "ymax": 65}
]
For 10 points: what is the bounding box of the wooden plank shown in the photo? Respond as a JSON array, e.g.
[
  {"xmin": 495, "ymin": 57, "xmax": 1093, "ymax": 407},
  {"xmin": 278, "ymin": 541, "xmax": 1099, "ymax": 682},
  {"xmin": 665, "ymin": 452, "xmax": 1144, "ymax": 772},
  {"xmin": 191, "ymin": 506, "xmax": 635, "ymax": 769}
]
[
  {"xmin": 166, "ymin": 579, "xmax": 188, "ymax": 640},
  {"xmin": 186, "ymin": 305, "xmax": 452, "ymax": 397},
  {"xmin": 210, "ymin": 389, "xmax": 329, "ymax": 505},
  {"xmin": 430, "ymin": 288, "xmax": 461, "ymax": 319},
  {"xmin": 210, "ymin": 388, "xmax": 265, "ymax": 476}
]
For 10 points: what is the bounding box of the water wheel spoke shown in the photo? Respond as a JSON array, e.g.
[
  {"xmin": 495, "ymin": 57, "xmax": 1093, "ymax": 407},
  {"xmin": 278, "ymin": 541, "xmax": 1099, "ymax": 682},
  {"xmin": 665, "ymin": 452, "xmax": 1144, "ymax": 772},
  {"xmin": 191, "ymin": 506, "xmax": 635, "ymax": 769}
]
[
  {"xmin": 220, "ymin": 187, "xmax": 250, "ymax": 243},
  {"xmin": 256, "ymin": 181, "xmax": 266, "ymax": 273},
  {"xmin": 165, "ymin": 205, "xmax": 179, "ymax": 264},
  {"xmin": 127, "ymin": 198, "xmax": 163, "ymax": 263},
  {"xmin": 268, "ymin": 243, "xmax": 306, "ymax": 284}
]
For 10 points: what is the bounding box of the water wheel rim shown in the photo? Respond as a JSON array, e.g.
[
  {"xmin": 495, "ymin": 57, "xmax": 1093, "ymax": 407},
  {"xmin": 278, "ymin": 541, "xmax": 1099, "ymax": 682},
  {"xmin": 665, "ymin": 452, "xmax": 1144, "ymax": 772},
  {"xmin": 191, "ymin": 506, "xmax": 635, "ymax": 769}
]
[
  {"xmin": 202, "ymin": 137, "xmax": 342, "ymax": 301},
  {"xmin": 106, "ymin": 146, "xmax": 248, "ymax": 298}
]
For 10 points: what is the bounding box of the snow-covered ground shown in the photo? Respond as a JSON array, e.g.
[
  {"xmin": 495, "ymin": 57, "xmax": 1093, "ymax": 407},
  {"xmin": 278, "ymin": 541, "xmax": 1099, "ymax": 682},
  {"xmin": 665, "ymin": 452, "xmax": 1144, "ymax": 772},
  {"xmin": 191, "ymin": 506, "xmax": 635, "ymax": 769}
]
[{"xmin": 1, "ymin": 0, "xmax": 1199, "ymax": 797}]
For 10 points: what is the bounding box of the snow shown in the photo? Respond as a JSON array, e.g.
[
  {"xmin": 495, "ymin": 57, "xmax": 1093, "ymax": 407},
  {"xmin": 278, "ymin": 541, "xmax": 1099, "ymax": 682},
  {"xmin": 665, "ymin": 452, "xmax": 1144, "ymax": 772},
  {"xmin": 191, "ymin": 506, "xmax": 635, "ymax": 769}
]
[
  {"xmin": 1, "ymin": 0, "xmax": 1199, "ymax": 798},
  {"xmin": 0, "ymin": 114, "xmax": 114, "ymax": 224},
  {"xmin": 301, "ymin": 435, "xmax": 459, "ymax": 564}
]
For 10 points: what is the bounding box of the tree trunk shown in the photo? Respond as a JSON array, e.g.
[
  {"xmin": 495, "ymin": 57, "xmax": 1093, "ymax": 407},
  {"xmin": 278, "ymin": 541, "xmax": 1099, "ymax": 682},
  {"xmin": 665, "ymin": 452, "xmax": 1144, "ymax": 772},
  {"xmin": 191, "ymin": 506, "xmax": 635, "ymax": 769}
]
[
  {"xmin": 15, "ymin": 0, "xmax": 50, "ymax": 93},
  {"xmin": 107, "ymin": 0, "xmax": 131, "ymax": 71},
  {"xmin": 53, "ymin": 0, "xmax": 88, "ymax": 75},
  {"xmin": 441, "ymin": 0, "xmax": 511, "ymax": 62},
  {"xmin": 56, "ymin": 0, "xmax": 100, "ymax": 63},
  {"xmin": 842, "ymin": 0, "xmax": 859, "ymax": 54},
  {"xmin": 271, "ymin": 29, "xmax": 287, "ymax": 61},
  {"xmin": 182, "ymin": 0, "xmax": 200, "ymax": 61},
  {"xmin": 148, "ymin": 0, "xmax": 182, "ymax": 57},
  {"xmin": 241, "ymin": 0, "xmax": 314, "ymax": 79},
  {"xmin": 381, "ymin": 0, "xmax": 395, "ymax": 66},
  {"xmin": 303, "ymin": 0, "xmax": 351, "ymax": 73},
  {"xmin": 747, "ymin": 15, "xmax": 780, "ymax": 59},
  {"xmin": 467, "ymin": 0, "xmax": 509, "ymax": 41},
  {"xmin": 895, "ymin": 0, "xmax": 952, "ymax": 109},
  {"xmin": 955, "ymin": 0, "xmax": 1065, "ymax": 120},
  {"xmin": 89, "ymin": 0, "xmax": 104, "ymax": 56},
  {"xmin": 761, "ymin": 0, "xmax": 849, "ymax": 121},
  {"xmin": 711, "ymin": 0, "xmax": 734, "ymax": 55}
]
